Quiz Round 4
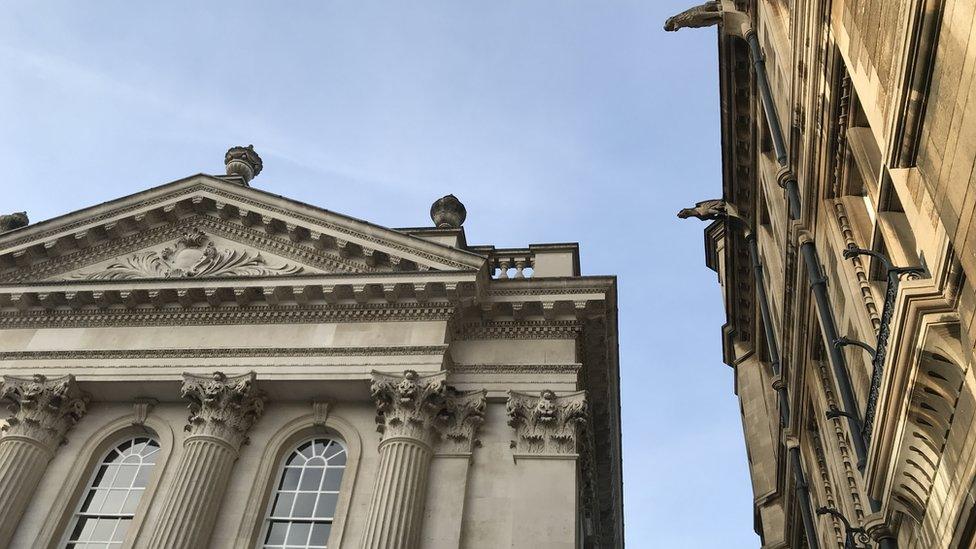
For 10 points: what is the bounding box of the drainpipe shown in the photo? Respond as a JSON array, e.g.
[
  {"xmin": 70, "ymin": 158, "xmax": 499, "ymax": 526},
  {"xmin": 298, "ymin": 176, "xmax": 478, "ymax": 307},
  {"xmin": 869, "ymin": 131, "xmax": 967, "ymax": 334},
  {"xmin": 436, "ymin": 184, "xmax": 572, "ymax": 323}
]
[
  {"xmin": 789, "ymin": 444, "xmax": 821, "ymax": 549},
  {"xmin": 799, "ymin": 237, "xmax": 868, "ymax": 470},
  {"xmin": 744, "ymin": 31, "xmax": 802, "ymax": 221},
  {"xmin": 677, "ymin": 203, "xmax": 790, "ymax": 426},
  {"xmin": 746, "ymin": 233, "xmax": 790, "ymax": 426}
]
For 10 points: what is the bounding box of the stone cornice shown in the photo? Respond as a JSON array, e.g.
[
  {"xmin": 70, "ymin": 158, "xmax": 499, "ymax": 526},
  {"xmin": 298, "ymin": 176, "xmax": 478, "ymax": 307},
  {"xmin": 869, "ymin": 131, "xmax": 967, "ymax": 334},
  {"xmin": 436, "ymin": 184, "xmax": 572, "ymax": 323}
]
[
  {"xmin": 181, "ymin": 371, "xmax": 265, "ymax": 450},
  {"xmin": 0, "ymin": 177, "xmax": 486, "ymax": 273},
  {"xmin": 0, "ymin": 374, "xmax": 89, "ymax": 452},
  {"xmin": 0, "ymin": 345, "xmax": 449, "ymax": 361}
]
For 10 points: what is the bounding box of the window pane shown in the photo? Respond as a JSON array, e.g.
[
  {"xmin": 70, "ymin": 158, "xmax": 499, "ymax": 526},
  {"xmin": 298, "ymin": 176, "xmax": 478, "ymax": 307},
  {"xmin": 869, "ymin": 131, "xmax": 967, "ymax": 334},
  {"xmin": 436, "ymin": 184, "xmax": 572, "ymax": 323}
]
[
  {"xmin": 293, "ymin": 494, "xmax": 316, "ymax": 518},
  {"xmin": 299, "ymin": 468, "xmax": 323, "ymax": 491},
  {"xmin": 265, "ymin": 521, "xmax": 288, "ymax": 544},
  {"xmin": 272, "ymin": 493, "xmax": 295, "ymax": 517},
  {"xmin": 314, "ymin": 494, "xmax": 338, "ymax": 519},
  {"xmin": 286, "ymin": 522, "xmax": 311, "ymax": 545},
  {"xmin": 279, "ymin": 468, "xmax": 301, "ymax": 490},
  {"xmin": 309, "ymin": 523, "xmax": 331, "ymax": 546},
  {"xmin": 322, "ymin": 469, "xmax": 342, "ymax": 492}
]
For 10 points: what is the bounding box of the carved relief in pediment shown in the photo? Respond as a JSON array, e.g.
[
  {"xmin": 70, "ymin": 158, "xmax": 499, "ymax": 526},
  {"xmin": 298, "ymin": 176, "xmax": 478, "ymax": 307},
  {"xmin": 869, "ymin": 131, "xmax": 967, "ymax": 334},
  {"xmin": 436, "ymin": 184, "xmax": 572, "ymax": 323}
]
[{"xmin": 71, "ymin": 229, "xmax": 304, "ymax": 280}]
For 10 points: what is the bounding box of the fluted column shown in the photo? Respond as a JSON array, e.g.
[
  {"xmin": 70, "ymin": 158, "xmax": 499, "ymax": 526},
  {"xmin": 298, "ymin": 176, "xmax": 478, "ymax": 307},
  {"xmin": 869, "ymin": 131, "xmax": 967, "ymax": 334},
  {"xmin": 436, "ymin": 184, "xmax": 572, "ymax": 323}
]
[
  {"xmin": 146, "ymin": 372, "xmax": 264, "ymax": 549},
  {"xmin": 0, "ymin": 374, "xmax": 87, "ymax": 547},
  {"xmin": 362, "ymin": 370, "xmax": 485, "ymax": 549}
]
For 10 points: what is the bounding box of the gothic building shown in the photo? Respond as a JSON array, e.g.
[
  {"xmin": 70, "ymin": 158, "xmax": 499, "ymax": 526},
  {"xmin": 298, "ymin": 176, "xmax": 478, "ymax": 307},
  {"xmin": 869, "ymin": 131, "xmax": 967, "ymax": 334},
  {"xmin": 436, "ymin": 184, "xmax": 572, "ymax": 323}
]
[
  {"xmin": 671, "ymin": 0, "xmax": 976, "ymax": 548},
  {"xmin": 0, "ymin": 146, "xmax": 623, "ymax": 548}
]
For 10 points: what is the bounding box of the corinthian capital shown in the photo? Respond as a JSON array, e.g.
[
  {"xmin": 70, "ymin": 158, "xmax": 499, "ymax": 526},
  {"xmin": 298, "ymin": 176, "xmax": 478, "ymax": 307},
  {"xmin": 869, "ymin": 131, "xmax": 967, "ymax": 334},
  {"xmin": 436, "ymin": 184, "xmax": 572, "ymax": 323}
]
[
  {"xmin": 438, "ymin": 388, "xmax": 487, "ymax": 453},
  {"xmin": 181, "ymin": 371, "xmax": 265, "ymax": 450},
  {"xmin": 371, "ymin": 370, "xmax": 448, "ymax": 446},
  {"xmin": 0, "ymin": 374, "xmax": 88, "ymax": 451},
  {"xmin": 507, "ymin": 389, "xmax": 587, "ymax": 455}
]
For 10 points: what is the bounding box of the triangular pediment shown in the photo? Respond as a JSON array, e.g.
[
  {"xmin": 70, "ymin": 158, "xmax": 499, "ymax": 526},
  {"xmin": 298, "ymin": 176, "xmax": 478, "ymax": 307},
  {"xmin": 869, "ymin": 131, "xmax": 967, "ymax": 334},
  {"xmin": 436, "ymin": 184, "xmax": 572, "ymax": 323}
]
[{"xmin": 0, "ymin": 175, "xmax": 486, "ymax": 284}]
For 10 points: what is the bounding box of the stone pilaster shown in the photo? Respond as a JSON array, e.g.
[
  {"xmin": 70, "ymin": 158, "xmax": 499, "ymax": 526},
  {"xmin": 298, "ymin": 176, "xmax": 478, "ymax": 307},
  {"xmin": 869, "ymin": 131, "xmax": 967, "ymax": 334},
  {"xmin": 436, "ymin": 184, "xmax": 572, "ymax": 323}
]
[
  {"xmin": 0, "ymin": 374, "xmax": 87, "ymax": 547},
  {"xmin": 506, "ymin": 389, "xmax": 587, "ymax": 549},
  {"xmin": 362, "ymin": 370, "xmax": 485, "ymax": 549},
  {"xmin": 146, "ymin": 372, "xmax": 264, "ymax": 549}
]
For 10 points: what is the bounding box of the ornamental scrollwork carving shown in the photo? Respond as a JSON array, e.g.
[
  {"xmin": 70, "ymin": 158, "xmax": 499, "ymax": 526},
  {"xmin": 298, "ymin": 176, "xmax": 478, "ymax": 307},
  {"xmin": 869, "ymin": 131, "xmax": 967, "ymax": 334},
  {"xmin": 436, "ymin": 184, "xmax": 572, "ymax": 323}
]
[
  {"xmin": 181, "ymin": 371, "xmax": 265, "ymax": 450},
  {"xmin": 74, "ymin": 229, "xmax": 303, "ymax": 280},
  {"xmin": 506, "ymin": 389, "xmax": 588, "ymax": 455},
  {"xmin": 0, "ymin": 374, "xmax": 88, "ymax": 451},
  {"xmin": 370, "ymin": 370, "xmax": 487, "ymax": 450}
]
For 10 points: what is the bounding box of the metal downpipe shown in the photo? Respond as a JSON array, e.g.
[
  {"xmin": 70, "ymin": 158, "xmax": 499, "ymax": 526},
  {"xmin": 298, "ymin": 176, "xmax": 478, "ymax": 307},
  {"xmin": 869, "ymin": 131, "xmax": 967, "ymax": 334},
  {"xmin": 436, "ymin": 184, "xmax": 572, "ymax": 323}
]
[
  {"xmin": 747, "ymin": 234, "xmax": 790, "ymax": 426},
  {"xmin": 790, "ymin": 447, "xmax": 821, "ymax": 549},
  {"xmin": 745, "ymin": 32, "xmax": 802, "ymax": 220},
  {"xmin": 799, "ymin": 241, "xmax": 868, "ymax": 469}
]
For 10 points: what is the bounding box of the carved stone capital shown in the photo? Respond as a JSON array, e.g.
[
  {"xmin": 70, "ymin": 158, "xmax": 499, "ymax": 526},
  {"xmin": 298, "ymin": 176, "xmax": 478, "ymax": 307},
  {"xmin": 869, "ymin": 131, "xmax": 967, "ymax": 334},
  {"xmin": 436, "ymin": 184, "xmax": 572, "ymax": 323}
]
[
  {"xmin": 181, "ymin": 371, "xmax": 265, "ymax": 450},
  {"xmin": 437, "ymin": 388, "xmax": 487, "ymax": 453},
  {"xmin": 371, "ymin": 370, "xmax": 448, "ymax": 447},
  {"xmin": 0, "ymin": 374, "xmax": 88, "ymax": 451},
  {"xmin": 507, "ymin": 389, "xmax": 587, "ymax": 455}
]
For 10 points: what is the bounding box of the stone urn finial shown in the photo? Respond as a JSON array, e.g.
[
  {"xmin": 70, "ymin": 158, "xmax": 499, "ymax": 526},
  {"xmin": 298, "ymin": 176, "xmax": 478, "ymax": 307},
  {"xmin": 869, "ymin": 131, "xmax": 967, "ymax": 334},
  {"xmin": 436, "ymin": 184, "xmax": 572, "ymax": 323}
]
[
  {"xmin": 224, "ymin": 145, "xmax": 263, "ymax": 185},
  {"xmin": 430, "ymin": 195, "xmax": 466, "ymax": 228}
]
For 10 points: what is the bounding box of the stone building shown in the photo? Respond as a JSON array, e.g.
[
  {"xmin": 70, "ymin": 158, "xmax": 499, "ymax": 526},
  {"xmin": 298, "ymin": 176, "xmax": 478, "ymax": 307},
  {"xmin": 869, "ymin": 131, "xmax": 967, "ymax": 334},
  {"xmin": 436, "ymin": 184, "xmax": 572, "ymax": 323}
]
[
  {"xmin": 0, "ymin": 146, "xmax": 623, "ymax": 548},
  {"xmin": 670, "ymin": 0, "xmax": 976, "ymax": 547}
]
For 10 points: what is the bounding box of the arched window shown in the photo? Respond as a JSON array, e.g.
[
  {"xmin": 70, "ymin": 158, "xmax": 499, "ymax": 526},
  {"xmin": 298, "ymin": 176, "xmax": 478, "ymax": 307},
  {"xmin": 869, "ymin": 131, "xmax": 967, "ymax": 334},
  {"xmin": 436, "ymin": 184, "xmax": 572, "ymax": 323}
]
[
  {"xmin": 261, "ymin": 437, "xmax": 347, "ymax": 549},
  {"xmin": 64, "ymin": 436, "xmax": 160, "ymax": 548}
]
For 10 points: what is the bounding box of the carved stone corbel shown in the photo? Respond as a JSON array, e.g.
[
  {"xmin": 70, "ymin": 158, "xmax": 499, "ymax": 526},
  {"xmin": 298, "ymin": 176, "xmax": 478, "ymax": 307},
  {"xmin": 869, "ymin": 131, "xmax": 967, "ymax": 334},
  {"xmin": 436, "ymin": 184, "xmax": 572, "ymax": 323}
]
[
  {"xmin": 181, "ymin": 371, "xmax": 265, "ymax": 450},
  {"xmin": 311, "ymin": 401, "xmax": 330, "ymax": 427},
  {"xmin": 131, "ymin": 398, "xmax": 158, "ymax": 427},
  {"xmin": 506, "ymin": 389, "xmax": 588, "ymax": 455},
  {"xmin": 0, "ymin": 374, "xmax": 88, "ymax": 452}
]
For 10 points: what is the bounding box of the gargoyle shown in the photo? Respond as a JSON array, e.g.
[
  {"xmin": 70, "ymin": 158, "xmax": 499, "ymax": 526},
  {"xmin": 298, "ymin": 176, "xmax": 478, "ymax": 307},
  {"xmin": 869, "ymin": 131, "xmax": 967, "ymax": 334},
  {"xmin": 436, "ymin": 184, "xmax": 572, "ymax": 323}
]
[
  {"xmin": 677, "ymin": 200, "xmax": 727, "ymax": 221},
  {"xmin": 0, "ymin": 212, "xmax": 28, "ymax": 233},
  {"xmin": 664, "ymin": 1, "xmax": 723, "ymax": 32}
]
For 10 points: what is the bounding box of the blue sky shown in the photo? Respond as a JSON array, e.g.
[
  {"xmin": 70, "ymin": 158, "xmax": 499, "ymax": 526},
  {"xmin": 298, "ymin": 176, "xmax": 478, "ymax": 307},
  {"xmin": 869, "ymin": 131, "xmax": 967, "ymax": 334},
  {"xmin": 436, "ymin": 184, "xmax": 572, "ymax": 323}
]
[{"xmin": 0, "ymin": 2, "xmax": 757, "ymax": 546}]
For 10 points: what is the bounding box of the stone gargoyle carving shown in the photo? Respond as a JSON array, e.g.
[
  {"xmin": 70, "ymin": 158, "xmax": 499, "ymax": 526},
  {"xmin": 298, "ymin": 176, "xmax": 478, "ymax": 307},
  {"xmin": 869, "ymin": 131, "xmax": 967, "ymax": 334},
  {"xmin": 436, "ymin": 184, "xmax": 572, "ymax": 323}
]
[
  {"xmin": 664, "ymin": 1, "xmax": 723, "ymax": 32},
  {"xmin": 0, "ymin": 212, "xmax": 28, "ymax": 233},
  {"xmin": 677, "ymin": 199, "xmax": 727, "ymax": 221},
  {"xmin": 75, "ymin": 228, "xmax": 304, "ymax": 279}
]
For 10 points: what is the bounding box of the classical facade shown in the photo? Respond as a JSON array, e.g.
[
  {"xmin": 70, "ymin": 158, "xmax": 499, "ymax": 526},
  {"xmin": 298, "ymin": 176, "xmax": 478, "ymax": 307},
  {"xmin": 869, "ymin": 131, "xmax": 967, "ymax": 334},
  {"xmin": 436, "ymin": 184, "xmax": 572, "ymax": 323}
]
[
  {"xmin": 671, "ymin": 1, "xmax": 976, "ymax": 548},
  {"xmin": 0, "ymin": 146, "xmax": 623, "ymax": 548}
]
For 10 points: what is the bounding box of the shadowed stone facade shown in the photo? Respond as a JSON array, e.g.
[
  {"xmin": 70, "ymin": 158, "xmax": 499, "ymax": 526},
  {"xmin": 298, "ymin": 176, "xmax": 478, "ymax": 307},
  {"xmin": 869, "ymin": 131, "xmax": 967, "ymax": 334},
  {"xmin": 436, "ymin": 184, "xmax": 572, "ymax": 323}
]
[
  {"xmin": 0, "ymin": 148, "xmax": 622, "ymax": 548},
  {"xmin": 672, "ymin": 0, "xmax": 976, "ymax": 547}
]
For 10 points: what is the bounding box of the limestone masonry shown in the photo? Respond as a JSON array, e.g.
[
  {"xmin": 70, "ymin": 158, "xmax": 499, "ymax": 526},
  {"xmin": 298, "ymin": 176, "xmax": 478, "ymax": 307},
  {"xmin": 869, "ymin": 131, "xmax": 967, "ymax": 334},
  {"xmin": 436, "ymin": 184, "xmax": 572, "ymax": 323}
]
[
  {"xmin": 670, "ymin": 1, "xmax": 976, "ymax": 548},
  {"xmin": 0, "ymin": 146, "xmax": 622, "ymax": 548}
]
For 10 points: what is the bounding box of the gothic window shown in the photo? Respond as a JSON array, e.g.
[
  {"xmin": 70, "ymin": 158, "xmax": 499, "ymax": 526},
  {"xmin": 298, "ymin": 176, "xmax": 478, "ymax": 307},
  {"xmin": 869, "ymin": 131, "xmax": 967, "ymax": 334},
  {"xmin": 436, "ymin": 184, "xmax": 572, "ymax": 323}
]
[
  {"xmin": 261, "ymin": 437, "xmax": 347, "ymax": 549},
  {"xmin": 64, "ymin": 436, "xmax": 160, "ymax": 548}
]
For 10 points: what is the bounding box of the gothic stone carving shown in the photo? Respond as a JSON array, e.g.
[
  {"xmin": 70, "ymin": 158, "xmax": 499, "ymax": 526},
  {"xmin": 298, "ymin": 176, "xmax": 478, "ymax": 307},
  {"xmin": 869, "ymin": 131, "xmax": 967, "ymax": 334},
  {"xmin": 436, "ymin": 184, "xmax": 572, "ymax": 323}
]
[
  {"xmin": 370, "ymin": 370, "xmax": 487, "ymax": 449},
  {"xmin": 74, "ymin": 229, "xmax": 303, "ymax": 279},
  {"xmin": 0, "ymin": 212, "xmax": 28, "ymax": 233},
  {"xmin": 181, "ymin": 371, "xmax": 265, "ymax": 450},
  {"xmin": 664, "ymin": 1, "xmax": 722, "ymax": 32},
  {"xmin": 677, "ymin": 199, "xmax": 726, "ymax": 221},
  {"xmin": 507, "ymin": 389, "xmax": 588, "ymax": 455},
  {"xmin": 0, "ymin": 374, "xmax": 88, "ymax": 451}
]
